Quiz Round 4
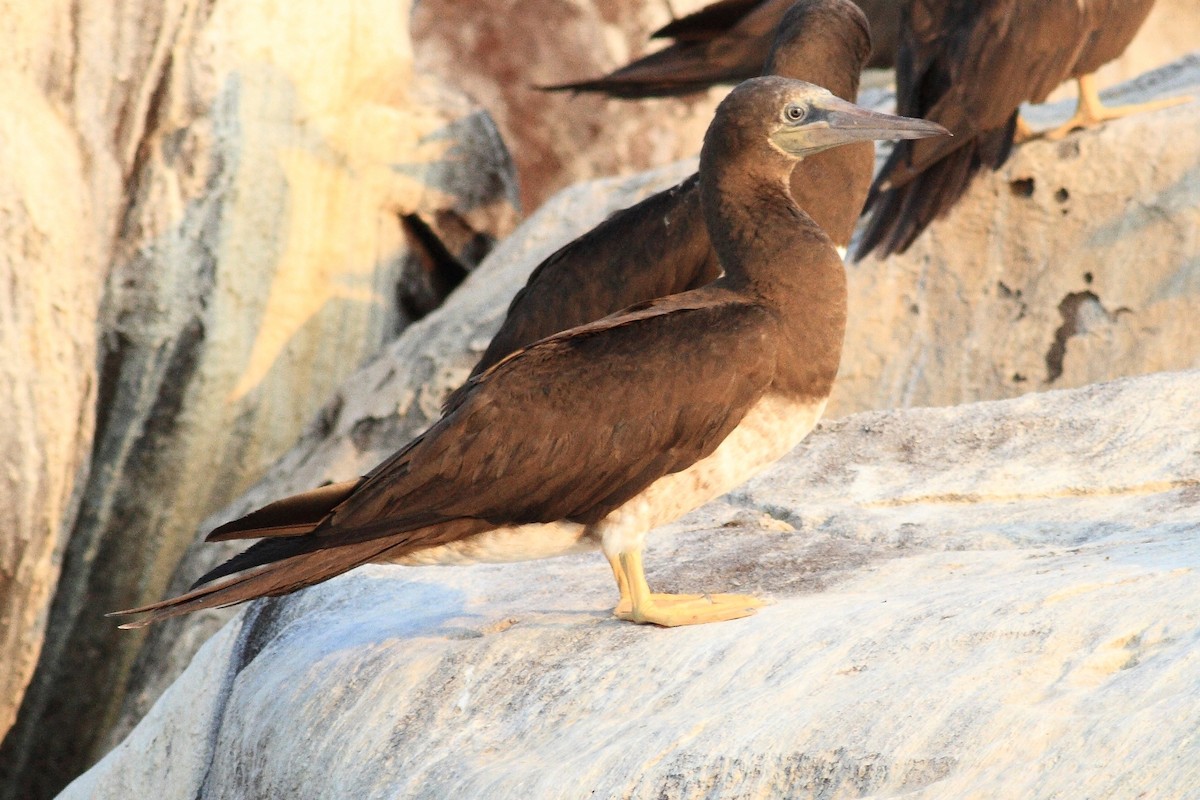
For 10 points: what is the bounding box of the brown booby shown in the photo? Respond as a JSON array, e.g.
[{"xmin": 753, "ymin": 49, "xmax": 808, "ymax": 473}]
[
  {"xmin": 470, "ymin": 0, "xmax": 875, "ymax": 379},
  {"xmin": 113, "ymin": 77, "xmax": 946, "ymax": 629},
  {"xmin": 543, "ymin": 0, "xmax": 899, "ymax": 97},
  {"xmin": 856, "ymin": 0, "xmax": 1190, "ymax": 260}
]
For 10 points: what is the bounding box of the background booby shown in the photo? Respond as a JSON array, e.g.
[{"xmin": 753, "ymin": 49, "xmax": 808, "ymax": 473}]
[
  {"xmin": 544, "ymin": 0, "xmax": 900, "ymax": 97},
  {"xmin": 856, "ymin": 0, "xmax": 1188, "ymax": 260},
  {"xmin": 471, "ymin": 0, "xmax": 876, "ymax": 378}
]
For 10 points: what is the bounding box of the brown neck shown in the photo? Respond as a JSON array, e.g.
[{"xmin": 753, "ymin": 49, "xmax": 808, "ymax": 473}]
[{"xmin": 700, "ymin": 149, "xmax": 848, "ymax": 399}]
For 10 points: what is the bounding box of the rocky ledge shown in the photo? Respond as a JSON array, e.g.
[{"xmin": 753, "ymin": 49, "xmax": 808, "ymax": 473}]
[{"xmin": 64, "ymin": 368, "xmax": 1200, "ymax": 799}]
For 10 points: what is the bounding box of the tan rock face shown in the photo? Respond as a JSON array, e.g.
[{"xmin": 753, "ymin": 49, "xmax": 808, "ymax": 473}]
[
  {"xmin": 413, "ymin": 0, "xmax": 720, "ymax": 211},
  {"xmin": 63, "ymin": 369, "xmax": 1200, "ymax": 799},
  {"xmin": 0, "ymin": 73, "xmax": 100, "ymax": 741},
  {"xmin": 0, "ymin": 1, "xmax": 518, "ymax": 798}
]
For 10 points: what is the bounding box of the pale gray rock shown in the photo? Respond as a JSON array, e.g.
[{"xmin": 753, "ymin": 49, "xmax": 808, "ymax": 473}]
[
  {"xmin": 840, "ymin": 54, "xmax": 1200, "ymax": 413},
  {"xmin": 66, "ymin": 369, "xmax": 1200, "ymax": 799}
]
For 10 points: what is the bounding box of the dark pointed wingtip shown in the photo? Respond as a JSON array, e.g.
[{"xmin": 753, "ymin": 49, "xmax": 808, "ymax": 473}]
[
  {"xmin": 535, "ymin": 81, "xmax": 585, "ymax": 95},
  {"xmin": 106, "ymin": 608, "xmax": 149, "ymax": 629}
]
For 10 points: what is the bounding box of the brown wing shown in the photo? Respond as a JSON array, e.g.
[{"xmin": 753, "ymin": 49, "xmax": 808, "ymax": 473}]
[
  {"xmin": 1071, "ymin": 0, "xmax": 1154, "ymax": 78},
  {"xmin": 856, "ymin": 0, "xmax": 1089, "ymax": 259},
  {"xmin": 467, "ymin": 174, "xmax": 719, "ymax": 379},
  {"xmin": 113, "ymin": 293, "xmax": 777, "ymax": 626},
  {"xmin": 542, "ymin": 0, "xmax": 791, "ymax": 98},
  {"xmin": 339, "ymin": 293, "xmax": 777, "ymax": 533},
  {"xmin": 652, "ymin": 0, "xmax": 766, "ymax": 41}
]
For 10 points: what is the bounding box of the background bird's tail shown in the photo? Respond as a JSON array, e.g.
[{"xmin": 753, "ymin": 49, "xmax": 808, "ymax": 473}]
[
  {"xmin": 540, "ymin": 42, "xmax": 758, "ymax": 98},
  {"xmin": 856, "ymin": 112, "xmax": 1017, "ymax": 259}
]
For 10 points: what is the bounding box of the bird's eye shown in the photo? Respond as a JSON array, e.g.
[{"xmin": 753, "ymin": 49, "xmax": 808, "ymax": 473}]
[{"xmin": 784, "ymin": 104, "xmax": 806, "ymax": 123}]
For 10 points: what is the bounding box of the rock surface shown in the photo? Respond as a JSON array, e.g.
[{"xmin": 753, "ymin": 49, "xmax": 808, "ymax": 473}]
[
  {"xmin": 112, "ymin": 55, "xmax": 1200, "ymax": 748},
  {"xmin": 0, "ymin": 1, "xmax": 518, "ymax": 797},
  {"xmin": 66, "ymin": 368, "xmax": 1200, "ymax": 799},
  {"xmin": 839, "ymin": 54, "xmax": 1200, "ymax": 413},
  {"xmin": 413, "ymin": 0, "xmax": 720, "ymax": 211},
  {"xmin": 0, "ymin": 71, "xmax": 101, "ymax": 740}
]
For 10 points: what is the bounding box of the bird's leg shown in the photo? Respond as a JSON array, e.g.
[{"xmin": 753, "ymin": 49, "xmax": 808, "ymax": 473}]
[
  {"xmin": 607, "ymin": 552, "xmax": 632, "ymax": 614},
  {"xmin": 611, "ymin": 550, "xmax": 764, "ymax": 626},
  {"xmin": 606, "ymin": 552, "xmax": 707, "ymax": 616},
  {"xmin": 1043, "ymin": 73, "xmax": 1193, "ymax": 141}
]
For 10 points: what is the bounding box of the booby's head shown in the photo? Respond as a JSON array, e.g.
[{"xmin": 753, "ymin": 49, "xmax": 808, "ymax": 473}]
[
  {"xmin": 702, "ymin": 76, "xmax": 948, "ymax": 173},
  {"xmin": 767, "ymin": 79, "xmax": 949, "ymax": 157}
]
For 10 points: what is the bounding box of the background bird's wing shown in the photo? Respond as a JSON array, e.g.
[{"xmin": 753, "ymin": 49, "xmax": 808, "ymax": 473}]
[
  {"xmin": 468, "ymin": 174, "xmax": 718, "ymax": 379},
  {"xmin": 544, "ymin": 0, "xmax": 789, "ymax": 97},
  {"xmin": 857, "ymin": 0, "xmax": 1087, "ymax": 258},
  {"xmin": 544, "ymin": 38, "xmax": 765, "ymax": 97},
  {"xmin": 651, "ymin": 0, "xmax": 766, "ymax": 40}
]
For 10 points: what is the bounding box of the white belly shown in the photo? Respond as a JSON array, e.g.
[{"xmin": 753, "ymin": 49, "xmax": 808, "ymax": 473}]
[
  {"xmin": 388, "ymin": 520, "xmax": 591, "ymax": 566},
  {"xmin": 388, "ymin": 392, "xmax": 827, "ymax": 567},
  {"xmin": 595, "ymin": 392, "xmax": 827, "ymax": 557}
]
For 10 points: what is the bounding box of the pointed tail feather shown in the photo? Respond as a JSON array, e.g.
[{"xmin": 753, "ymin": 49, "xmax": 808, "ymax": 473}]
[
  {"xmin": 111, "ymin": 517, "xmax": 494, "ymax": 628},
  {"xmin": 540, "ymin": 42, "xmax": 757, "ymax": 99},
  {"xmin": 652, "ymin": 0, "xmax": 762, "ymax": 40},
  {"xmin": 206, "ymin": 479, "xmax": 363, "ymax": 542},
  {"xmin": 109, "ymin": 538, "xmax": 401, "ymax": 628}
]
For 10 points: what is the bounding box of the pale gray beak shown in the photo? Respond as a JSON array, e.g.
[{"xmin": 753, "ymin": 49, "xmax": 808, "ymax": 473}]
[{"xmin": 773, "ymin": 94, "xmax": 950, "ymax": 156}]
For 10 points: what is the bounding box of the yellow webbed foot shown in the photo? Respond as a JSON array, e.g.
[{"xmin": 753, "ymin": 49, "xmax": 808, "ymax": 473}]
[
  {"xmin": 615, "ymin": 592, "xmax": 766, "ymax": 627},
  {"xmin": 606, "ymin": 550, "xmax": 764, "ymax": 627},
  {"xmin": 1013, "ymin": 114, "xmax": 1036, "ymax": 144},
  {"xmin": 613, "ymin": 592, "xmax": 707, "ymax": 617}
]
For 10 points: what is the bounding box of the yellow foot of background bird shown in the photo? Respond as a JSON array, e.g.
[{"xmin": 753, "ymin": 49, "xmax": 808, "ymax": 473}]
[{"xmin": 1043, "ymin": 74, "xmax": 1193, "ymax": 141}]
